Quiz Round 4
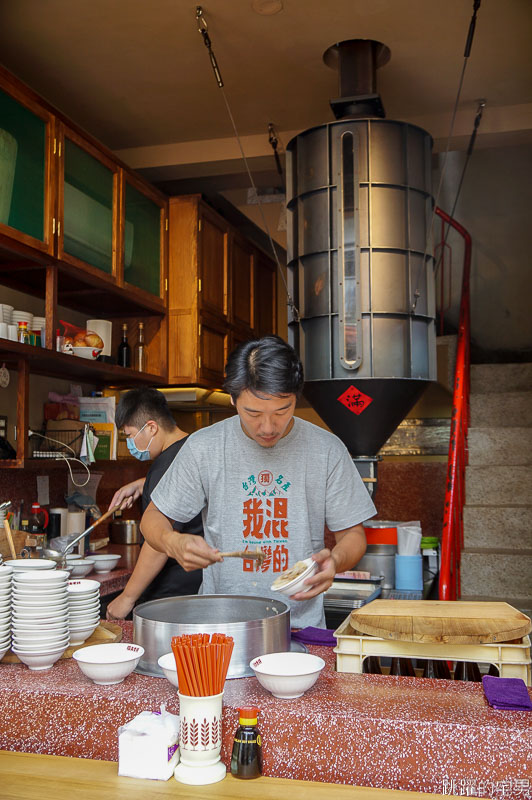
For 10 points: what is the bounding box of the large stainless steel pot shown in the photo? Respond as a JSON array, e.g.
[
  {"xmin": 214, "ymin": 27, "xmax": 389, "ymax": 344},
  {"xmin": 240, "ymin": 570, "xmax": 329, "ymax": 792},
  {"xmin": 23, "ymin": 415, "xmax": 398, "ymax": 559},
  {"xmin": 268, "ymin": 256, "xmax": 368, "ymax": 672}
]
[
  {"xmin": 110, "ymin": 519, "xmax": 140, "ymax": 545},
  {"xmin": 133, "ymin": 594, "xmax": 291, "ymax": 678}
]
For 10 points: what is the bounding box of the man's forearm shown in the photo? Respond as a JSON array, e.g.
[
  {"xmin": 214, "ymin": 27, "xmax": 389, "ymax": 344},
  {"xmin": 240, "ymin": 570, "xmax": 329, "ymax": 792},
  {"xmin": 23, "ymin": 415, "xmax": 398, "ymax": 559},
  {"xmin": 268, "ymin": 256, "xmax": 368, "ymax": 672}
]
[
  {"xmin": 120, "ymin": 541, "xmax": 168, "ymax": 602},
  {"xmin": 331, "ymin": 524, "xmax": 367, "ymax": 573},
  {"xmin": 140, "ymin": 501, "xmax": 175, "ymax": 555}
]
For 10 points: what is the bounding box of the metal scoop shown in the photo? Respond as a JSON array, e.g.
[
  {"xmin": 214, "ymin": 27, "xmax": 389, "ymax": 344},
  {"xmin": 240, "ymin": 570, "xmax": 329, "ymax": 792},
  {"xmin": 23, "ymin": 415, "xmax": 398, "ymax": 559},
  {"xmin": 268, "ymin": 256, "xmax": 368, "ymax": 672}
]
[{"xmin": 41, "ymin": 504, "xmax": 124, "ymax": 566}]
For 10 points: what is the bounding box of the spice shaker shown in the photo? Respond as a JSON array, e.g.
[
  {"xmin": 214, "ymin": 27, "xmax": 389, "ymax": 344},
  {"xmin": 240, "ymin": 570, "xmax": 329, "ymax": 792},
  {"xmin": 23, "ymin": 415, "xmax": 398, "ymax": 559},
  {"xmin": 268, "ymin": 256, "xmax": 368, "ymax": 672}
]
[{"xmin": 230, "ymin": 706, "xmax": 262, "ymax": 780}]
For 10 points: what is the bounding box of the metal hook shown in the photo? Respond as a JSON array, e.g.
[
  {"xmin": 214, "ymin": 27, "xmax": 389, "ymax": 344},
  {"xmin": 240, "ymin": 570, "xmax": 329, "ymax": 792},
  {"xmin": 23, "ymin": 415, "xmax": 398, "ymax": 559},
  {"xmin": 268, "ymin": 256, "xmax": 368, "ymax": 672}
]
[{"xmin": 196, "ymin": 5, "xmax": 208, "ymax": 31}]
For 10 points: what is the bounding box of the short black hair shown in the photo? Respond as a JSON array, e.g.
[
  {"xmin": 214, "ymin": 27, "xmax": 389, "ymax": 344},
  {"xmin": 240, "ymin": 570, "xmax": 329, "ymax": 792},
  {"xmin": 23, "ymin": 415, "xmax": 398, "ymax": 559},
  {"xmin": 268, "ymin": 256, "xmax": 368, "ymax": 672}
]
[
  {"xmin": 224, "ymin": 335, "xmax": 304, "ymax": 402},
  {"xmin": 115, "ymin": 388, "xmax": 176, "ymax": 432}
]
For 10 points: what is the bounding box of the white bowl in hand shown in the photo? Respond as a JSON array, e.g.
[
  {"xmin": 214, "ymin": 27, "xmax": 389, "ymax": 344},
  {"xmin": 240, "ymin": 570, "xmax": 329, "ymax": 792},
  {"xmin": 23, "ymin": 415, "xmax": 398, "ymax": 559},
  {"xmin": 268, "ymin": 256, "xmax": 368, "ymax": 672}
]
[
  {"xmin": 158, "ymin": 652, "xmax": 179, "ymax": 689},
  {"xmin": 73, "ymin": 642, "xmax": 144, "ymax": 684},
  {"xmin": 250, "ymin": 651, "xmax": 325, "ymax": 699},
  {"xmin": 270, "ymin": 557, "xmax": 319, "ymax": 597},
  {"xmin": 89, "ymin": 554, "xmax": 121, "ymax": 573}
]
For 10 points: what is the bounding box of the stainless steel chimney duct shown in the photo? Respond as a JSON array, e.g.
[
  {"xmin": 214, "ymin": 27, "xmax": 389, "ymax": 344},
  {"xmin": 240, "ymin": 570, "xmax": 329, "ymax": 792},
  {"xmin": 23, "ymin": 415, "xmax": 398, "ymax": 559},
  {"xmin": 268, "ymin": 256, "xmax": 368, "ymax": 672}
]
[{"xmin": 287, "ymin": 40, "xmax": 436, "ymax": 460}]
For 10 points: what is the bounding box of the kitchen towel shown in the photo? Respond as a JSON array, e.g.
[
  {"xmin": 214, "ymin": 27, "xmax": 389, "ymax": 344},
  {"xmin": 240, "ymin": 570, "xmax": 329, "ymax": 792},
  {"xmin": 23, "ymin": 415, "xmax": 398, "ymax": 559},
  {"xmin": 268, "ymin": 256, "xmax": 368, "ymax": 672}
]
[
  {"xmin": 481, "ymin": 675, "xmax": 532, "ymax": 711},
  {"xmin": 291, "ymin": 627, "xmax": 337, "ymax": 647}
]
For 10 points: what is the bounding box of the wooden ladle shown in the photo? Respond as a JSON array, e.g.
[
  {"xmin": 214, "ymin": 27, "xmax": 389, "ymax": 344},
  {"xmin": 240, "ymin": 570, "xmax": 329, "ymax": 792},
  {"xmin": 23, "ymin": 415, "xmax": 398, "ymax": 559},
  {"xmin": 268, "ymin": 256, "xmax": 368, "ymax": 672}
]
[
  {"xmin": 3, "ymin": 518, "xmax": 17, "ymax": 560},
  {"xmin": 219, "ymin": 547, "xmax": 265, "ymax": 566}
]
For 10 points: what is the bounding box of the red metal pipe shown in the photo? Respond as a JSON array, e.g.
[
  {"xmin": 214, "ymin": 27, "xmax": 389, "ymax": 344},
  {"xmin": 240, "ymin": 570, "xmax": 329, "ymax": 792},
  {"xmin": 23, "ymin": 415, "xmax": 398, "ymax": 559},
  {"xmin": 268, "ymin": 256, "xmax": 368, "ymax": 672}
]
[{"xmin": 435, "ymin": 207, "xmax": 472, "ymax": 601}]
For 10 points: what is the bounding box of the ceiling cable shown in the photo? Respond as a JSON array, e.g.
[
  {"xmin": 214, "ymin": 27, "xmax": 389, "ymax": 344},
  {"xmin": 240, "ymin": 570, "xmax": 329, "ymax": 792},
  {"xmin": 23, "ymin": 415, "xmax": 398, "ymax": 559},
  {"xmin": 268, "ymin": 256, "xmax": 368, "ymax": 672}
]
[
  {"xmin": 195, "ymin": 6, "xmax": 299, "ymax": 321},
  {"xmin": 412, "ymin": 0, "xmax": 482, "ymax": 311}
]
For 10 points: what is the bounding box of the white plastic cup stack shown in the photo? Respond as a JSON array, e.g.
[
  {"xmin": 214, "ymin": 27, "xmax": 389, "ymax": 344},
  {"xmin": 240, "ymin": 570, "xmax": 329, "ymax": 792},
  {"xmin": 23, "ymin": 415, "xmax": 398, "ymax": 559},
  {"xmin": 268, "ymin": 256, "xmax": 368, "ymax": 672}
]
[
  {"xmin": 67, "ymin": 579, "xmax": 101, "ymax": 645},
  {"xmin": 11, "ymin": 569, "xmax": 71, "ymax": 670},
  {"xmin": 397, "ymin": 523, "xmax": 422, "ymax": 555},
  {"xmin": 0, "ymin": 565, "xmax": 13, "ymax": 660}
]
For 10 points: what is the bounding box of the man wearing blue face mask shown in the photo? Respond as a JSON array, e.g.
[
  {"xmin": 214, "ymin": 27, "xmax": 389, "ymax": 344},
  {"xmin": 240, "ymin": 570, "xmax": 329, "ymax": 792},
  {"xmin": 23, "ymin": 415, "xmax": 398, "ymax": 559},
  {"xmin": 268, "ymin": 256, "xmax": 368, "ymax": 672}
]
[{"xmin": 105, "ymin": 388, "xmax": 203, "ymax": 620}]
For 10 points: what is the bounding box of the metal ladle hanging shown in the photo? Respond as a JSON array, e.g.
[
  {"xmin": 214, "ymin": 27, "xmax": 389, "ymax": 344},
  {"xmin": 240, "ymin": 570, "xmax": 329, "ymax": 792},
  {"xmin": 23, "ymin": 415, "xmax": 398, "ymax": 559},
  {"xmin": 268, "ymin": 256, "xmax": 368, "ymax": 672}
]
[{"xmin": 41, "ymin": 504, "xmax": 126, "ymax": 567}]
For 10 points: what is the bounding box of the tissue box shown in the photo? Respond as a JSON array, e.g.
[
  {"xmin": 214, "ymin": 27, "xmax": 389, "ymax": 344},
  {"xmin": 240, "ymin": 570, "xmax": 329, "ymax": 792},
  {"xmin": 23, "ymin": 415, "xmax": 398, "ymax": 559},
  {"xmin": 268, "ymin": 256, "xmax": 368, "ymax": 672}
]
[{"xmin": 118, "ymin": 708, "xmax": 180, "ymax": 780}]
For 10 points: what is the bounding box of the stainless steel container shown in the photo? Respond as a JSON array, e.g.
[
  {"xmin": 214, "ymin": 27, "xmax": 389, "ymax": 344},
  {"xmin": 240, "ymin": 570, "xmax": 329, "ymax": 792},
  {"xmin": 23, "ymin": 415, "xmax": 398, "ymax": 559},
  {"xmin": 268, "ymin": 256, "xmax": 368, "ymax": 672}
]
[
  {"xmin": 133, "ymin": 594, "xmax": 291, "ymax": 679},
  {"xmin": 109, "ymin": 519, "xmax": 140, "ymax": 544},
  {"xmin": 354, "ymin": 544, "xmax": 397, "ymax": 589}
]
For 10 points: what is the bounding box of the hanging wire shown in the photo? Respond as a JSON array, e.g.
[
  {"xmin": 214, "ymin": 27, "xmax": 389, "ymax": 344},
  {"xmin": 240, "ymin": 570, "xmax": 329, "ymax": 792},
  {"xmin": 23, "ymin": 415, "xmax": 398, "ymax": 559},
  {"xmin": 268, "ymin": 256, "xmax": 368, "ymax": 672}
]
[
  {"xmin": 195, "ymin": 6, "xmax": 299, "ymax": 321},
  {"xmin": 412, "ymin": 0, "xmax": 482, "ymax": 311}
]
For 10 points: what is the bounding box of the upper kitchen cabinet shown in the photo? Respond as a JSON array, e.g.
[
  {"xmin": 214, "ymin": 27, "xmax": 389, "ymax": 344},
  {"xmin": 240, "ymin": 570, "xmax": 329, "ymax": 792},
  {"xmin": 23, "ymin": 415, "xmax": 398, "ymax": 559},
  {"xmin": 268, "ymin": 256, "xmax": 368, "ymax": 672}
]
[
  {"xmin": 167, "ymin": 195, "xmax": 277, "ymax": 387},
  {"xmin": 122, "ymin": 173, "xmax": 166, "ymax": 302},
  {"xmin": 58, "ymin": 124, "xmax": 119, "ymax": 279},
  {"xmin": 0, "ymin": 70, "xmax": 55, "ymax": 258}
]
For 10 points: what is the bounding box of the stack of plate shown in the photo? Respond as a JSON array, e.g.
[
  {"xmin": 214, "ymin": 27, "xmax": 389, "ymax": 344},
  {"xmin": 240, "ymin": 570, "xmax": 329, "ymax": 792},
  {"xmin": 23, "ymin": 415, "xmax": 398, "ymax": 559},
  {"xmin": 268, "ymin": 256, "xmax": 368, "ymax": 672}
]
[
  {"xmin": 11, "ymin": 569, "xmax": 71, "ymax": 670},
  {"xmin": 11, "ymin": 310, "xmax": 34, "ymax": 331},
  {"xmin": 0, "ymin": 304, "xmax": 13, "ymax": 324},
  {"xmin": 67, "ymin": 579, "xmax": 101, "ymax": 645},
  {"xmin": 0, "ymin": 566, "xmax": 13, "ymax": 660}
]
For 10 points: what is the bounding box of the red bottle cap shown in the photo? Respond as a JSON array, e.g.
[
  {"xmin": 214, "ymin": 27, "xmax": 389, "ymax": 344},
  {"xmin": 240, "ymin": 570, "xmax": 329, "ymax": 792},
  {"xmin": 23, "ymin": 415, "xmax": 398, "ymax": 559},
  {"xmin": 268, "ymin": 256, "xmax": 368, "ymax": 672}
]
[{"xmin": 238, "ymin": 707, "xmax": 260, "ymax": 725}]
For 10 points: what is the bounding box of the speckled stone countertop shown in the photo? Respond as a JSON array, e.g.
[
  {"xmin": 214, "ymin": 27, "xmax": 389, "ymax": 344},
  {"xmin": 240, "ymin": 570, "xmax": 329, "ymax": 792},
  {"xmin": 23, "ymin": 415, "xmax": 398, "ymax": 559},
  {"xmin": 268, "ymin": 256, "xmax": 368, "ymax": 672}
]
[{"xmin": 0, "ymin": 621, "xmax": 530, "ymax": 800}]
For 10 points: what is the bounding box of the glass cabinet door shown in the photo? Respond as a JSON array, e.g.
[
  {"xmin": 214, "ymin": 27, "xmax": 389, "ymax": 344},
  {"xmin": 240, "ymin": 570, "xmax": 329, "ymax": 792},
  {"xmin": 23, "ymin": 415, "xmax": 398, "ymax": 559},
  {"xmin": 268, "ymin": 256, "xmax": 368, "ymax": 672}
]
[
  {"xmin": 123, "ymin": 178, "xmax": 164, "ymax": 297},
  {"xmin": 61, "ymin": 131, "xmax": 117, "ymax": 275},
  {"xmin": 0, "ymin": 85, "xmax": 52, "ymax": 251}
]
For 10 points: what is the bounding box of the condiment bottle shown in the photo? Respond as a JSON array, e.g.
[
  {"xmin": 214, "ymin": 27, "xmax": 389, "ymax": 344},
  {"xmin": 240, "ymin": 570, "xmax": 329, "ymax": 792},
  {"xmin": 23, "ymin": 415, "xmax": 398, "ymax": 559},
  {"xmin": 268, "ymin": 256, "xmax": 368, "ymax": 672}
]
[
  {"xmin": 117, "ymin": 323, "xmax": 131, "ymax": 367},
  {"xmin": 230, "ymin": 706, "xmax": 262, "ymax": 780},
  {"xmin": 17, "ymin": 321, "xmax": 30, "ymax": 345},
  {"xmin": 135, "ymin": 321, "xmax": 146, "ymax": 372}
]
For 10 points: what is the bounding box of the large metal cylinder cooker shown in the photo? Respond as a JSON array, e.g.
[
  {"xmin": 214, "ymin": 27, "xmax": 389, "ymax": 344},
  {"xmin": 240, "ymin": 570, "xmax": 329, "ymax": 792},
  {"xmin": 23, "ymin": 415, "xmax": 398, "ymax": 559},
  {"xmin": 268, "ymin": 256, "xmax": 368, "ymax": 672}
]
[
  {"xmin": 133, "ymin": 594, "xmax": 291, "ymax": 679},
  {"xmin": 286, "ymin": 40, "xmax": 436, "ymax": 458}
]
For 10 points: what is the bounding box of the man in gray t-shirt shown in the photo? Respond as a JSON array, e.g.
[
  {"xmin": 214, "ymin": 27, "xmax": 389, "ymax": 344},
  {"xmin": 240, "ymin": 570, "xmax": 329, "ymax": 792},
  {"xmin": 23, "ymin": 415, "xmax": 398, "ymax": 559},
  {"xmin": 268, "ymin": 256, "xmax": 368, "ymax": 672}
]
[{"xmin": 144, "ymin": 336, "xmax": 376, "ymax": 628}]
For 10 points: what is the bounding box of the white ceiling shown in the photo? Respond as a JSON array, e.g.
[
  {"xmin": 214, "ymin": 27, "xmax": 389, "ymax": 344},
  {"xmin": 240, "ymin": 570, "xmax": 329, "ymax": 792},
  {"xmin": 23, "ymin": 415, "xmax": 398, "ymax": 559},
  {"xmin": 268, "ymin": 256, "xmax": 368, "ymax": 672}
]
[{"xmin": 1, "ymin": 0, "xmax": 531, "ymax": 190}]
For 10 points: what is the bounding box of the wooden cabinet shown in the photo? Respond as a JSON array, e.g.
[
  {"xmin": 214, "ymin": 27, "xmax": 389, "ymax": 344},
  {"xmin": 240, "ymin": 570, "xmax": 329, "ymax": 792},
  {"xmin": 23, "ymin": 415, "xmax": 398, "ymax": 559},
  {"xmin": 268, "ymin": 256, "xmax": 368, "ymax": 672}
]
[
  {"xmin": 168, "ymin": 195, "xmax": 277, "ymax": 386},
  {"xmin": 0, "ymin": 66, "xmax": 169, "ymax": 469},
  {"xmin": 0, "ymin": 72, "xmax": 55, "ymax": 257}
]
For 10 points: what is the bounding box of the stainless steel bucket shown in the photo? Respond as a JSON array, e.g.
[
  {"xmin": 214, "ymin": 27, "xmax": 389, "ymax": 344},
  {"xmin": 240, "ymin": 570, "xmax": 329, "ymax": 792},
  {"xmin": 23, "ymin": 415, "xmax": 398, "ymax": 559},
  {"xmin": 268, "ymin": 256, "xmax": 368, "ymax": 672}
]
[{"xmin": 133, "ymin": 594, "xmax": 291, "ymax": 679}]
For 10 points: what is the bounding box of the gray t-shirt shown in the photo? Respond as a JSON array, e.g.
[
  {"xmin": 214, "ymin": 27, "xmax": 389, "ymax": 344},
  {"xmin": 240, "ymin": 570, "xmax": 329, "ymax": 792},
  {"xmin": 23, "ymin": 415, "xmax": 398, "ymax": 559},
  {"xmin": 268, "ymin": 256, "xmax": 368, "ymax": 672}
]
[{"xmin": 151, "ymin": 415, "xmax": 376, "ymax": 628}]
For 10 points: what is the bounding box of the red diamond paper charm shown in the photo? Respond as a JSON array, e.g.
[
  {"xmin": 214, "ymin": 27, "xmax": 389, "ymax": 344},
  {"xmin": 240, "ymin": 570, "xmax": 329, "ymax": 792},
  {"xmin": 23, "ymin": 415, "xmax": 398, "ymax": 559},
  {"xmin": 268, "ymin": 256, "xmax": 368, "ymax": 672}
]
[{"xmin": 337, "ymin": 385, "xmax": 373, "ymax": 416}]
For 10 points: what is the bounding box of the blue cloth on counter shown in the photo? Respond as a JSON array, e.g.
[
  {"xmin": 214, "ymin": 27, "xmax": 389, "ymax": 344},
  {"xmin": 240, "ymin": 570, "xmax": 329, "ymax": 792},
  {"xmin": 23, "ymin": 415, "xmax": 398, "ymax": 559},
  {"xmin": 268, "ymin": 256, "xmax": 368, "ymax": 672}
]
[
  {"xmin": 482, "ymin": 675, "xmax": 532, "ymax": 710},
  {"xmin": 291, "ymin": 627, "xmax": 337, "ymax": 647}
]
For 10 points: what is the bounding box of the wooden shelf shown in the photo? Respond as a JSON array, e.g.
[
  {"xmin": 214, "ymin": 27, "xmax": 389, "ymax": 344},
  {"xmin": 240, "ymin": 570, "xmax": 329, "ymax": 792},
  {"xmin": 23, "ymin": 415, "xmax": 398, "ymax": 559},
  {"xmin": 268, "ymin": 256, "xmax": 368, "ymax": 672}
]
[
  {"xmin": 0, "ymin": 236, "xmax": 165, "ymax": 318},
  {"xmin": 0, "ymin": 340, "xmax": 165, "ymax": 386}
]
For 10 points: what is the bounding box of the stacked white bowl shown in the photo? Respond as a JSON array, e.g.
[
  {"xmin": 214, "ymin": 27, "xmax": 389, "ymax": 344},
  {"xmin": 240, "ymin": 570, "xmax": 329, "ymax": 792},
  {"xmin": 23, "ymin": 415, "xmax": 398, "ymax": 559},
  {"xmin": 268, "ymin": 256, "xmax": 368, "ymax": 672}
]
[
  {"xmin": 67, "ymin": 579, "xmax": 101, "ymax": 645},
  {"xmin": 0, "ymin": 304, "xmax": 13, "ymax": 324},
  {"xmin": 11, "ymin": 569, "xmax": 71, "ymax": 670},
  {"xmin": 0, "ymin": 566, "xmax": 13, "ymax": 660},
  {"xmin": 11, "ymin": 310, "xmax": 34, "ymax": 331},
  {"xmin": 3, "ymin": 558, "xmax": 57, "ymax": 574}
]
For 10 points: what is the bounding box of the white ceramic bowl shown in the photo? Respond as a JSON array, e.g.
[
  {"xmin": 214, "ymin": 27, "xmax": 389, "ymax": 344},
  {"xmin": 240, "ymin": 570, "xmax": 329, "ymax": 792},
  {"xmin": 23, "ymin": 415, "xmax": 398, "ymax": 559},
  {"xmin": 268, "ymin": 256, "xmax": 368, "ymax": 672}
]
[
  {"xmin": 72, "ymin": 346, "xmax": 102, "ymax": 360},
  {"xmin": 69, "ymin": 626, "xmax": 99, "ymax": 646},
  {"xmin": 13, "ymin": 635, "xmax": 70, "ymax": 650},
  {"xmin": 5, "ymin": 559, "xmax": 57, "ymax": 572},
  {"xmin": 13, "ymin": 588, "xmax": 67, "ymax": 599},
  {"xmin": 65, "ymin": 554, "xmax": 82, "ymax": 561},
  {"xmin": 250, "ymin": 652, "xmax": 326, "ymax": 699},
  {"xmin": 14, "ymin": 569, "xmax": 69, "ymax": 584},
  {"xmin": 88, "ymin": 554, "xmax": 121, "ymax": 573},
  {"xmin": 270, "ymin": 557, "xmax": 319, "ymax": 597},
  {"xmin": 0, "ymin": 643, "xmax": 10, "ymax": 660},
  {"xmin": 157, "ymin": 652, "xmax": 179, "ymax": 689},
  {"xmin": 73, "ymin": 642, "xmax": 144, "ymax": 684},
  {"xmin": 69, "ymin": 560, "xmax": 95, "ymax": 577},
  {"xmin": 12, "ymin": 596, "xmax": 68, "ymax": 608},
  {"xmin": 13, "ymin": 648, "xmax": 66, "ymax": 670},
  {"xmin": 68, "ymin": 579, "xmax": 100, "ymax": 594}
]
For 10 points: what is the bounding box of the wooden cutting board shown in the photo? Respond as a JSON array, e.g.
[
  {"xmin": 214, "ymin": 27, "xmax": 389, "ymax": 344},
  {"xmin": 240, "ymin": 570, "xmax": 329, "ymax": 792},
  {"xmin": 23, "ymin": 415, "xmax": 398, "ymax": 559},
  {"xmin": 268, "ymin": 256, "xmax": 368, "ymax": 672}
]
[
  {"xmin": 350, "ymin": 600, "xmax": 532, "ymax": 644},
  {"xmin": 0, "ymin": 621, "xmax": 122, "ymax": 664}
]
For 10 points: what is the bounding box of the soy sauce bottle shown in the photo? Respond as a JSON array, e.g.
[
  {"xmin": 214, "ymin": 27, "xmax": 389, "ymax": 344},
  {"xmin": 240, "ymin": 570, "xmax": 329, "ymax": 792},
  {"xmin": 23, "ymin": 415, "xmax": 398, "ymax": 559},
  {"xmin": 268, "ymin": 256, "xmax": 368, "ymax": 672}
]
[{"xmin": 231, "ymin": 706, "xmax": 262, "ymax": 779}]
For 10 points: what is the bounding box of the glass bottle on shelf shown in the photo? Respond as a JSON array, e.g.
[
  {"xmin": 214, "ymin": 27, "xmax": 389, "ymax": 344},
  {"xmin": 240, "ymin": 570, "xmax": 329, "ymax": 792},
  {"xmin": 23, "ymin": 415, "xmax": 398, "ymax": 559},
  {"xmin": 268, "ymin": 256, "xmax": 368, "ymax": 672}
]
[
  {"xmin": 135, "ymin": 322, "xmax": 146, "ymax": 372},
  {"xmin": 390, "ymin": 658, "xmax": 416, "ymax": 677},
  {"xmin": 117, "ymin": 323, "xmax": 131, "ymax": 367},
  {"xmin": 17, "ymin": 321, "xmax": 30, "ymax": 344}
]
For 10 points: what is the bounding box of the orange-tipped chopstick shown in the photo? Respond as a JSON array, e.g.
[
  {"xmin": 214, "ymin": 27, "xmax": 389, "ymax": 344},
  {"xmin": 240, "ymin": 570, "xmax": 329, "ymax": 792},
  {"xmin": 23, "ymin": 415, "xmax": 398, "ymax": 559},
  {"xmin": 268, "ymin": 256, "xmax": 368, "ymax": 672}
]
[{"xmin": 169, "ymin": 633, "xmax": 234, "ymax": 696}]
